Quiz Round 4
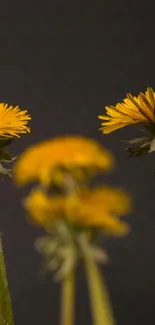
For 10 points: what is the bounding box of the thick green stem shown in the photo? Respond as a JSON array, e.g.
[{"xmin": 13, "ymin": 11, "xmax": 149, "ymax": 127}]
[
  {"xmin": 0, "ymin": 237, "xmax": 14, "ymax": 325},
  {"xmin": 84, "ymin": 254, "xmax": 115, "ymax": 325},
  {"xmin": 60, "ymin": 271, "xmax": 75, "ymax": 325}
]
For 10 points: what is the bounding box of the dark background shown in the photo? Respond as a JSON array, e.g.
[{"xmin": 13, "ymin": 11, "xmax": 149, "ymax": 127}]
[{"xmin": 1, "ymin": 1, "xmax": 155, "ymax": 324}]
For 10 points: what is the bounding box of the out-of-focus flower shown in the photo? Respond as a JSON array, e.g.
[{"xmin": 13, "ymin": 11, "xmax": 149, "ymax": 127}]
[
  {"xmin": 0, "ymin": 103, "xmax": 31, "ymax": 137},
  {"xmin": 99, "ymin": 87, "xmax": 155, "ymax": 134},
  {"xmin": 15, "ymin": 135, "xmax": 131, "ymax": 325},
  {"xmin": 24, "ymin": 186, "xmax": 130, "ymax": 236},
  {"xmin": 13, "ymin": 134, "xmax": 131, "ymax": 325},
  {"xmin": 13, "ymin": 136, "xmax": 114, "ymax": 187}
]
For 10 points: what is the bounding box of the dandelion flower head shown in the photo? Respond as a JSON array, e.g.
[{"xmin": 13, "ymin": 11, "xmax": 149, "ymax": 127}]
[
  {"xmin": 0, "ymin": 103, "xmax": 31, "ymax": 138},
  {"xmin": 13, "ymin": 135, "xmax": 114, "ymax": 187},
  {"xmin": 24, "ymin": 186, "xmax": 131, "ymax": 236},
  {"xmin": 99, "ymin": 87, "xmax": 155, "ymax": 134}
]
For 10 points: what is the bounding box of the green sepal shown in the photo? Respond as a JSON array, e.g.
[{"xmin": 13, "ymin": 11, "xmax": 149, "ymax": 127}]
[
  {"xmin": 0, "ymin": 138, "xmax": 13, "ymax": 149},
  {"xmin": 149, "ymin": 138, "xmax": 155, "ymax": 153},
  {"xmin": 122, "ymin": 137, "xmax": 152, "ymax": 157},
  {"xmin": 0, "ymin": 164, "xmax": 11, "ymax": 177},
  {"xmin": 122, "ymin": 136, "xmax": 151, "ymax": 145},
  {"xmin": 0, "ymin": 149, "xmax": 12, "ymax": 162},
  {"xmin": 126, "ymin": 145, "xmax": 150, "ymax": 157}
]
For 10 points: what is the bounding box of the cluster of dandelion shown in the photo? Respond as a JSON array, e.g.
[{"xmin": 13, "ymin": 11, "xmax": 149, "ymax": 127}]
[
  {"xmin": 12, "ymin": 135, "xmax": 131, "ymax": 325},
  {"xmin": 3, "ymin": 85, "xmax": 153, "ymax": 325}
]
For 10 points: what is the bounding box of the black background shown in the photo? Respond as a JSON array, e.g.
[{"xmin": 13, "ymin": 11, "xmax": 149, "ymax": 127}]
[{"xmin": 1, "ymin": 1, "xmax": 155, "ymax": 324}]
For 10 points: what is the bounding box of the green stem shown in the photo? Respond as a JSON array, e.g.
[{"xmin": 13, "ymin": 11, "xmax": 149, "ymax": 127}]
[
  {"xmin": 84, "ymin": 254, "xmax": 115, "ymax": 325},
  {"xmin": 60, "ymin": 271, "xmax": 75, "ymax": 325},
  {"xmin": 0, "ymin": 236, "xmax": 14, "ymax": 325}
]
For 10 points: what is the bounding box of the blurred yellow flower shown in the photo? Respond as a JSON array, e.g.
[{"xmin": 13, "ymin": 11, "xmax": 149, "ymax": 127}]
[
  {"xmin": 13, "ymin": 136, "xmax": 114, "ymax": 187},
  {"xmin": 0, "ymin": 103, "xmax": 31, "ymax": 137},
  {"xmin": 99, "ymin": 87, "xmax": 155, "ymax": 134},
  {"xmin": 24, "ymin": 186, "xmax": 130, "ymax": 236}
]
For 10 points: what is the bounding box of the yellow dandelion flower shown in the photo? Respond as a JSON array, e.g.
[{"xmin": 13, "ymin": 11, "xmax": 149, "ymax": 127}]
[
  {"xmin": 24, "ymin": 189, "xmax": 65, "ymax": 225},
  {"xmin": 0, "ymin": 103, "xmax": 31, "ymax": 137},
  {"xmin": 24, "ymin": 186, "xmax": 130, "ymax": 236},
  {"xmin": 13, "ymin": 136, "xmax": 114, "ymax": 187},
  {"xmin": 99, "ymin": 87, "xmax": 155, "ymax": 134}
]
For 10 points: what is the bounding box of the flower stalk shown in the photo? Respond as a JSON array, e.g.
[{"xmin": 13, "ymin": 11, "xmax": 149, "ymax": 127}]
[
  {"xmin": 0, "ymin": 237, "xmax": 14, "ymax": 325},
  {"xmin": 80, "ymin": 234, "xmax": 115, "ymax": 325},
  {"xmin": 60, "ymin": 271, "xmax": 75, "ymax": 325}
]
